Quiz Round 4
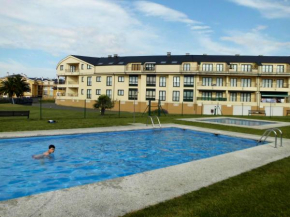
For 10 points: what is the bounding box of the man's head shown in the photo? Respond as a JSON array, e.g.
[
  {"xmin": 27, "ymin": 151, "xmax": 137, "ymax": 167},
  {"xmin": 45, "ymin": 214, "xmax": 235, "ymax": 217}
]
[{"xmin": 48, "ymin": 144, "xmax": 55, "ymax": 154}]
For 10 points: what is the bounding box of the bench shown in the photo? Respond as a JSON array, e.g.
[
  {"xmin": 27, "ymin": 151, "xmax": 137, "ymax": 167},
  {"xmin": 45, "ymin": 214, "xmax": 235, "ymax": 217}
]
[
  {"xmin": 0, "ymin": 111, "xmax": 30, "ymax": 119},
  {"xmin": 248, "ymin": 110, "xmax": 266, "ymax": 116}
]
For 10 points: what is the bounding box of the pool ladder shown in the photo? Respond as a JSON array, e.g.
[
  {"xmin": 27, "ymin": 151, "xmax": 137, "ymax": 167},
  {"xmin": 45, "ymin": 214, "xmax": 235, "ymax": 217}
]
[
  {"xmin": 258, "ymin": 128, "xmax": 282, "ymax": 148},
  {"xmin": 146, "ymin": 116, "xmax": 161, "ymax": 128}
]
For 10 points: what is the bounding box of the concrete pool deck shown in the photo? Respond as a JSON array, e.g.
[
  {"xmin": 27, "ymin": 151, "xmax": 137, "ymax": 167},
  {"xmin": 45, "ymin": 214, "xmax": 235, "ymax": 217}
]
[
  {"xmin": 177, "ymin": 117, "xmax": 290, "ymax": 129},
  {"xmin": 1, "ymin": 124, "xmax": 290, "ymax": 217}
]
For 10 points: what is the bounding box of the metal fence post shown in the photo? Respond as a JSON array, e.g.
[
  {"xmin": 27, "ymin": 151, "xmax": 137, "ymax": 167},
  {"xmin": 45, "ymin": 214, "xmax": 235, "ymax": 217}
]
[
  {"xmin": 148, "ymin": 100, "xmax": 151, "ymax": 116},
  {"xmin": 39, "ymin": 98, "xmax": 42, "ymax": 120},
  {"xmin": 84, "ymin": 100, "xmax": 86, "ymax": 119},
  {"xmin": 119, "ymin": 100, "xmax": 120, "ymax": 118}
]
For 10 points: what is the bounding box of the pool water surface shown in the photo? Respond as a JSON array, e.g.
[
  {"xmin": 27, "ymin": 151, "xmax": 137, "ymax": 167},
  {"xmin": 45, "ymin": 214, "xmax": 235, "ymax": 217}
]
[{"xmin": 0, "ymin": 127, "xmax": 262, "ymax": 201}]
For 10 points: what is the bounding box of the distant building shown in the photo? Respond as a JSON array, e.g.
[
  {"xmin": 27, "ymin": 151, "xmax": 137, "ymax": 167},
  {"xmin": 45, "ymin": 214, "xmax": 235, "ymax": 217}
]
[
  {"xmin": 0, "ymin": 75, "xmax": 64, "ymax": 99},
  {"xmin": 56, "ymin": 54, "xmax": 290, "ymax": 116}
]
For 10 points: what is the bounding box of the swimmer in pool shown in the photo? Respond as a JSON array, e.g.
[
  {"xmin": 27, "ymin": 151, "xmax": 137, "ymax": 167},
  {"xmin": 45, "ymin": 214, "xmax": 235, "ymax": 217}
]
[{"xmin": 32, "ymin": 145, "xmax": 55, "ymax": 159}]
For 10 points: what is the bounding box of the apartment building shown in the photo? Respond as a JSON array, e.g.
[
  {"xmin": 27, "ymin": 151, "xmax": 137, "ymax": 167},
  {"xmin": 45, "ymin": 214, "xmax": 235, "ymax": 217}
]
[{"xmin": 56, "ymin": 54, "xmax": 290, "ymax": 116}]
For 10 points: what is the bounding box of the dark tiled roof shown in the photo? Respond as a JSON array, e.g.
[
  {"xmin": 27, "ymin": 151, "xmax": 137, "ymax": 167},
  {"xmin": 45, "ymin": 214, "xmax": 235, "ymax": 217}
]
[{"xmin": 71, "ymin": 54, "xmax": 290, "ymax": 66}]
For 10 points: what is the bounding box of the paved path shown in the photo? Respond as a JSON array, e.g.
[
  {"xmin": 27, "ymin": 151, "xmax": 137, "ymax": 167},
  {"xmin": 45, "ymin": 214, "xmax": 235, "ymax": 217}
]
[{"xmin": 32, "ymin": 103, "xmax": 96, "ymax": 112}]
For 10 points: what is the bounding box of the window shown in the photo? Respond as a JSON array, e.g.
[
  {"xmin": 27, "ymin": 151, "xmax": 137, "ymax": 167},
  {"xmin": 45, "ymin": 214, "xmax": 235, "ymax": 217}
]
[
  {"xmin": 230, "ymin": 64, "xmax": 237, "ymax": 71},
  {"xmin": 216, "ymin": 92, "xmax": 223, "ymax": 99},
  {"xmin": 172, "ymin": 91, "xmax": 180, "ymax": 102},
  {"xmin": 277, "ymin": 79, "xmax": 284, "ymax": 88},
  {"xmin": 81, "ymin": 77, "xmax": 84, "ymax": 82},
  {"xmin": 108, "ymin": 62, "xmax": 114, "ymax": 65},
  {"xmin": 159, "ymin": 76, "xmax": 166, "ymax": 87},
  {"xmin": 184, "ymin": 76, "xmax": 194, "ymax": 87},
  {"xmin": 173, "ymin": 76, "xmax": 180, "ymax": 87},
  {"xmin": 216, "ymin": 78, "xmax": 223, "ymax": 86},
  {"xmin": 106, "ymin": 89, "xmax": 112, "ymax": 98},
  {"xmin": 118, "ymin": 76, "xmax": 124, "ymax": 82},
  {"xmin": 70, "ymin": 65, "xmax": 76, "ymax": 72},
  {"xmin": 159, "ymin": 91, "xmax": 166, "ymax": 101},
  {"xmin": 146, "ymin": 75, "xmax": 156, "ymax": 86},
  {"xmin": 262, "ymin": 79, "xmax": 273, "ymax": 88},
  {"xmin": 96, "ymin": 89, "xmax": 101, "ymax": 95},
  {"xmin": 87, "ymin": 89, "xmax": 91, "ymax": 99},
  {"xmin": 87, "ymin": 77, "xmax": 92, "ymax": 86},
  {"xmin": 183, "ymin": 63, "xmax": 190, "ymax": 71},
  {"xmin": 87, "ymin": 64, "xmax": 92, "ymax": 69},
  {"xmin": 81, "ymin": 64, "xmax": 84, "ymax": 70},
  {"xmin": 118, "ymin": 62, "xmax": 124, "ymax": 65},
  {"xmin": 81, "ymin": 89, "xmax": 84, "ymax": 95},
  {"xmin": 131, "ymin": 64, "xmax": 141, "ymax": 71},
  {"xmin": 202, "ymin": 77, "xmax": 212, "ymax": 86},
  {"xmin": 146, "ymin": 89, "xmax": 156, "ymax": 100},
  {"xmin": 160, "ymin": 61, "xmax": 166, "ymax": 64},
  {"xmin": 106, "ymin": 76, "xmax": 112, "ymax": 86},
  {"xmin": 241, "ymin": 93, "xmax": 251, "ymax": 102},
  {"xmin": 60, "ymin": 65, "xmax": 63, "ymax": 71},
  {"xmin": 172, "ymin": 61, "xmax": 178, "ymax": 64},
  {"xmin": 241, "ymin": 64, "xmax": 252, "ymax": 72},
  {"xmin": 96, "ymin": 76, "xmax": 101, "ymax": 82},
  {"xmin": 118, "ymin": 90, "xmax": 124, "ymax": 96},
  {"xmin": 129, "ymin": 75, "xmax": 138, "ymax": 86},
  {"xmin": 128, "ymin": 89, "xmax": 138, "ymax": 100},
  {"xmin": 230, "ymin": 92, "xmax": 237, "ymax": 101},
  {"xmin": 202, "ymin": 92, "xmax": 212, "ymax": 100},
  {"xmin": 262, "ymin": 65, "xmax": 273, "ymax": 73},
  {"xmin": 277, "ymin": 65, "xmax": 284, "ymax": 73},
  {"xmin": 241, "ymin": 78, "xmax": 251, "ymax": 87},
  {"xmin": 145, "ymin": 63, "xmax": 155, "ymax": 71},
  {"xmin": 202, "ymin": 64, "xmax": 213, "ymax": 71},
  {"xmin": 216, "ymin": 64, "xmax": 223, "ymax": 72},
  {"xmin": 183, "ymin": 90, "xmax": 193, "ymax": 102},
  {"xmin": 230, "ymin": 78, "xmax": 237, "ymax": 87}
]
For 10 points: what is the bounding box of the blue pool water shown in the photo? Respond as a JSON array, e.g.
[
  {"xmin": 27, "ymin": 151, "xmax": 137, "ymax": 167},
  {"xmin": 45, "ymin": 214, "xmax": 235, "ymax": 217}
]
[
  {"xmin": 0, "ymin": 128, "xmax": 261, "ymax": 201},
  {"xmin": 199, "ymin": 118, "xmax": 276, "ymax": 126}
]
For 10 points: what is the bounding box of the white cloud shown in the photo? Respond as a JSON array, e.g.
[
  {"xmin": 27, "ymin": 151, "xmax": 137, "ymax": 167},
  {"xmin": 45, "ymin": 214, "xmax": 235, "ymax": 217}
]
[
  {"xmin": 191, "ymin": 26, "xmax": 211, "ymax": 30},
  {"xmin": 221, "ymin": 28, "xmax": 290, "ymax": 55},
  {"xmin": 0, "ymin": 59, "xmax": 55, "ymax": 78},
  {"xmin": 134, "ymin": 1, "xmax": 199, "ymax": 24},
  {"xmin": 0, "ymin": 0, "xmax": 159, "ymax": 57},
  {"xmin": 229, "ymin": 0, "xmax": 290, "ymax": 18}
]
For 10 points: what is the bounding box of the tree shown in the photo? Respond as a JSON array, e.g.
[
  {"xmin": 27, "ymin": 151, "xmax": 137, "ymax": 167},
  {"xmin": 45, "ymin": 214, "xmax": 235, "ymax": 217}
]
[
  {"xmin": 0, "ymin": 75, "xmax": 31, "ymax": 98},
  {"xmin": 93, "ymin": 95, "xmax": 114, "ymax": 115}
]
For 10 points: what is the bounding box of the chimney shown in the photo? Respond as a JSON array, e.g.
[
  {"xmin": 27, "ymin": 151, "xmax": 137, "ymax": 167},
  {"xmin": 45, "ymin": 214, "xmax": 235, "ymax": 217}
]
[
  {"xmin": 186, "ymin": 53, "xmax": 190, "ymax": 55},
  {"xmin": 167, "ymin": 52, "xmax": 171, "ymax": 57},
  {"xmin": 108, "ymin": 55, "xmax": 112, "ymax": 58},
  {"xmin": 114, "ymin": 54, "xmax": 118, "ymax": 58}
]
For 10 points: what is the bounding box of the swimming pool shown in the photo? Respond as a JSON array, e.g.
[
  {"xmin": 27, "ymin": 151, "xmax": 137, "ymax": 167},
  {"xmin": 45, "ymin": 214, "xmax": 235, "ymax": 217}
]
[
  {"xmin": 199, "ymin": 118, "xmax": 275, "ymax": 126},
  {"xmin": 0, "ymin": 127, "xmax": 262, "ymax": 201},
  {"xmin": 178, "ymin": 117, "xmax": 290, "ymax": 129}
]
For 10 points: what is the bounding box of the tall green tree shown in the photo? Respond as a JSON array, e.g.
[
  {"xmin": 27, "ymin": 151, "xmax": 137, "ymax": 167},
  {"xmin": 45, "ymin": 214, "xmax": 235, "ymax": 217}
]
[
  {"xmin": 0, "ymin": 75, "xmax": 31, "ymax": 98},
  {"xmin": 13, "ymin": 74, "xmax": 31, "ymax": 97},
  {"xmin": 93, "ymin": 95, "xmax": 114, "ymax": 115}
]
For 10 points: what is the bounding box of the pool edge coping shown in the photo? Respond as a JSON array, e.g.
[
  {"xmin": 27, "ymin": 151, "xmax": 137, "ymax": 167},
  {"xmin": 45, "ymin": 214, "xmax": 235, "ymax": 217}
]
[{"xmin": 1, "ymin": 124, "xmax": 290, "ymax": 217}]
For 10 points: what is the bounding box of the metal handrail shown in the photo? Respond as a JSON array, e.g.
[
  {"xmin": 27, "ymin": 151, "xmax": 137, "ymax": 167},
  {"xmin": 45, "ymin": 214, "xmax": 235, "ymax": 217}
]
[
  {"xmin": 146, "ymin": 116, "xmax": 155, "ymax": 127},
  {"xmin": 258, "ymin": 128, "xmax": 283, "ymax": 148},
  {"xmin": 154, "ymin": 116, "xmax": 161, "ymax": 128}
]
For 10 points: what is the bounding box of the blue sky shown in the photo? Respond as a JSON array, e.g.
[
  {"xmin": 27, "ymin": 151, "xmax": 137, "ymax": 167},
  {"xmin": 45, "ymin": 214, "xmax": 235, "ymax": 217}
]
[{"xmin": 0, "ymin": 0, "xmax": 289, "ymax": 78}]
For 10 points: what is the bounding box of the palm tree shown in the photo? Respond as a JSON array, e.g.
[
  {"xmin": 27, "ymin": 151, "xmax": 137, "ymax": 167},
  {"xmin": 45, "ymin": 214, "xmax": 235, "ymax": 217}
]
[
  {"xmin": 0, "ymin": 74, "xmax": 31, "ymax": 98},
  {"xmin": 93, "ymin": 95, "xmax": 114, "ymax": 115},
  {"xmin": 13, "ymin": 74, "xmax": 31, "ymax": 97},
  {"xmin": 0, "ymin": 76, "xmax": 16, "ymax": 98}
]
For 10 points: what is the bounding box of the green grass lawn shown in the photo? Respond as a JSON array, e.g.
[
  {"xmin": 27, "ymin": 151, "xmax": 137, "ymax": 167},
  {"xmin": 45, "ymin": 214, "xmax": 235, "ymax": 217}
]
[
  {"xmin": 1, "ymin": 103, "xmax": 290, "ymax": 216},
  {"xmin": 124, "ymin": 156, "xmax": 290, "ymax": 217}
]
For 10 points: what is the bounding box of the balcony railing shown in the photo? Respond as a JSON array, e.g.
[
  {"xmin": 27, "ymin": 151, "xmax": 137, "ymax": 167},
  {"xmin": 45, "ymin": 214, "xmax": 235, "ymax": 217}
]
[{"xmin": 197, "ymin": 97, "xmax": 227, "ymax": 101}]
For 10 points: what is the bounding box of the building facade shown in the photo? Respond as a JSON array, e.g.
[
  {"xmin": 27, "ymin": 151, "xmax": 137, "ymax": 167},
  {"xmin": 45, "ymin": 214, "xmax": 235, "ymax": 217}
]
[{"xmin": 56, "ymin": 54, "xmax": 290, "ymax": 116}]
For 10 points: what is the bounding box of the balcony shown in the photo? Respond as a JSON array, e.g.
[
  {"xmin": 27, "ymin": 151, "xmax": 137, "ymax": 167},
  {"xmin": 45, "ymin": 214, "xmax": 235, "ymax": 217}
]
[
  {"xmin": 57, "ymin": 69, "xmax": 80, "ymax": 76},
  {"xmin": 197, "ymin": 82, "xmax": 228, "ymax": 91},
  {"xmin": 197, "ymin": 97, "xmax": 227, "ymax": 101}
]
